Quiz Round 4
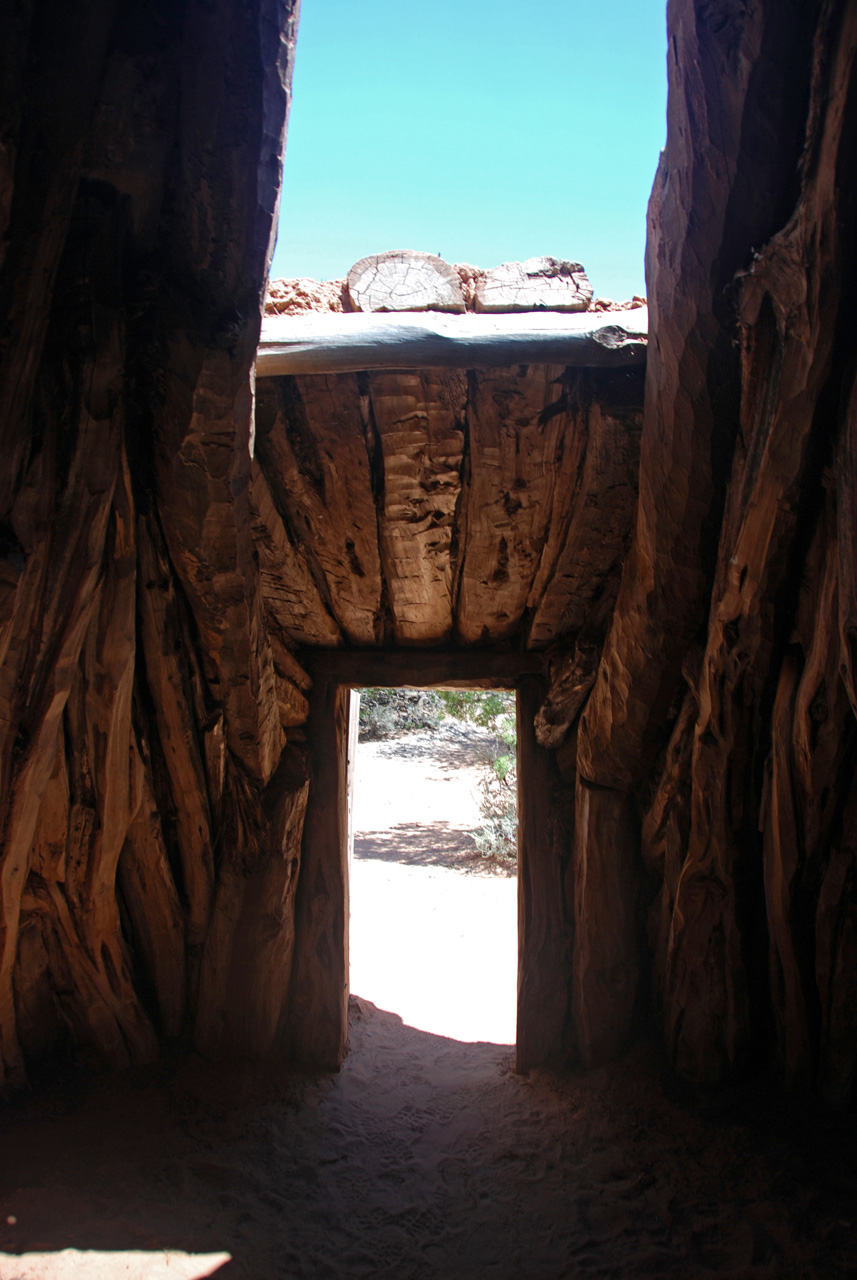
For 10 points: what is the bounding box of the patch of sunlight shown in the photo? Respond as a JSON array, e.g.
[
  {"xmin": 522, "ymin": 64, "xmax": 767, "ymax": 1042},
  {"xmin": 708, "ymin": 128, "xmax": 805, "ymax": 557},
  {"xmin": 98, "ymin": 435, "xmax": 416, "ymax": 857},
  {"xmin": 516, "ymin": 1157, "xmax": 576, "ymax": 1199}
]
[
  {"xmin": 0, "ymin": 1249, "xmax": 232, "ymax": 1278},
  {"xmin": 350, "ymin": 715, "xmax": 519, "ymax": 1045},
  {"xmin": 350, "ymin": 861, "xmax": 518, "ymax": 1044}
]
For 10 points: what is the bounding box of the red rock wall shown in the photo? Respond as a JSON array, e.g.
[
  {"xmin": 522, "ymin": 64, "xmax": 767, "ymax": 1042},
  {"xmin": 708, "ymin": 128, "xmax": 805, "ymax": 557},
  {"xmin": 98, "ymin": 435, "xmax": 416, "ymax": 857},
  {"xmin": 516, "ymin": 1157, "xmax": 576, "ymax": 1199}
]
[{"xmin": 574, "ymin": 0, "xmax": 857, "ymax": 1101}]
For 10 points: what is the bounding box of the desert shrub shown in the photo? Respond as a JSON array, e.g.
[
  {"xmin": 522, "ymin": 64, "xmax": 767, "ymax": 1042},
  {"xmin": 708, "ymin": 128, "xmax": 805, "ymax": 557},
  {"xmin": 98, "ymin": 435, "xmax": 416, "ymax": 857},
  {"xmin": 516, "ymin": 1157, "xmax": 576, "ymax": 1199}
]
[
  {"xmin": 358, "ymin": 690, "xmax": 398, "ymax": 741},
  {"xmin": 358, "ymin": 686, "xmax": 519, "ymax": 864},
  {"xmin": 357, "ymin": 688, "xmax": 446, "ymax": 741},
  {"xmin": 435, "ymin": 690, "xmax": 518, "ymax": 865},
  {"xmin": 436, "ymin": 690, "xmax": 515, "ymax": 746},
  {"xmin": 473, "ymin": 754, "xmax": 518, "ymax": 864}
]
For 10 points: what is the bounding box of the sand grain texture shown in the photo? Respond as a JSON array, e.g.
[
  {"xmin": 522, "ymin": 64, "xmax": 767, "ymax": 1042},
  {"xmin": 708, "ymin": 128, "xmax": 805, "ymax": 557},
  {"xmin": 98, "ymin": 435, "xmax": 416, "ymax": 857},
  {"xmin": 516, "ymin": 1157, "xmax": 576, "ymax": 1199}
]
[{"xmin": 1, "ymin": 1002, "xmax": 855, "ymax": 1278}]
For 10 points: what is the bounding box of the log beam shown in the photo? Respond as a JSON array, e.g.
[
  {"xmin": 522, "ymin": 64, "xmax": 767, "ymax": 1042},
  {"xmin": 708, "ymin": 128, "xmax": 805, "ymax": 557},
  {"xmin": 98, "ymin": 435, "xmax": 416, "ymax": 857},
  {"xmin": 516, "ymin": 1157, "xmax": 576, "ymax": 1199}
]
[
  {"xmin": 301, "ymin": 647, "xmax": 546, "ymax": 689},
  {"xmin": 571, "ymin": 781, "xmax": 640, "ymax": 1068},
  {"xmin": 516, "ymin": 677, "xmax": 573, "ymax": 1072},
  {"xmin": 286, "ymin": 679, "xmax": 351, "ymax": 1070},
  {"xmin": 257, "ymin": 310, "xmax": 648, "ymax": 377}
]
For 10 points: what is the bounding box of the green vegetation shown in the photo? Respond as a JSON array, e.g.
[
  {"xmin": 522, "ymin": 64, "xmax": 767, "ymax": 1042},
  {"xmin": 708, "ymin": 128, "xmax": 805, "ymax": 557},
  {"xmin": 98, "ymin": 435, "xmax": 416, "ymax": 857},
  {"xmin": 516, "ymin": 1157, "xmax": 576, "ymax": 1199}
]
[
  {"xmin": 434, "ymin": 690, "xmax": 515, "ymax": 744},
  {"xmin": 433, "ymin": 691, "xmax": 517, "ymax": 864},
  {"xmin": 357, "ymin": 687, "xmax": 446, "ymax": 741},
  {"xmin": 357, "ymin": 686, "xmax": 518, "ymax": 867}
]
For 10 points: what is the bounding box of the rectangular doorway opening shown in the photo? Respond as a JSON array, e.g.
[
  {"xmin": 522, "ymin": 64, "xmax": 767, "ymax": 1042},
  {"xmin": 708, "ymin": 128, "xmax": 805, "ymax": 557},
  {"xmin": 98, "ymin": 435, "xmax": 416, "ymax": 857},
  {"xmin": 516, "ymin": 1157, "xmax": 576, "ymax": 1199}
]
[{"xmin": 348, "ymin": 687, "xmax": 518, "ymax": 1046}]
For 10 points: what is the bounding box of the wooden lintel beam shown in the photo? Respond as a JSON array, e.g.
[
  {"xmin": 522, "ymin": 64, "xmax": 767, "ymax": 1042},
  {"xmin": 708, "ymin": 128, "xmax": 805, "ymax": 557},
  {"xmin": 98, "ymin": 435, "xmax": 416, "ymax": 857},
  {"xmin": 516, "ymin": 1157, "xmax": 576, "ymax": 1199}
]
[
  {"xmin": 257, "ymin": 309, "xmax": 648, "ymax": 376},
  {"xmin": 300, "ymin": 647, "xmax": 547, "ymax": 689}
]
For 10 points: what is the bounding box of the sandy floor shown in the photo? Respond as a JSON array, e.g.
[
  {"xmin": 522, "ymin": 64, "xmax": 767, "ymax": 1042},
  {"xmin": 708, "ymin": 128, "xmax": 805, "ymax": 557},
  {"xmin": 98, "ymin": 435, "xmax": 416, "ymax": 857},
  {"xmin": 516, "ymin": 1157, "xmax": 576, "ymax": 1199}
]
[
  {"xmin": 0, "ymin": 727, "xmax": 856, "ymax": 1279},
  {"xmin": 1, "ymin": 1007, "xmax": 856, "ymax": 1279}
]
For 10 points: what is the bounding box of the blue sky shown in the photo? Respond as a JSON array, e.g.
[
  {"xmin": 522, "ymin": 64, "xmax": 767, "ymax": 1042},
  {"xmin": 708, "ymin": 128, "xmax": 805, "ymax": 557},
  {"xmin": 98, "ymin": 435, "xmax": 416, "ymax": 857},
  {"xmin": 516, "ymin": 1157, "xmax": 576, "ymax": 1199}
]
[{"xmin": 270, "ymin": 1, "xmax": 667, "ymax": 301}]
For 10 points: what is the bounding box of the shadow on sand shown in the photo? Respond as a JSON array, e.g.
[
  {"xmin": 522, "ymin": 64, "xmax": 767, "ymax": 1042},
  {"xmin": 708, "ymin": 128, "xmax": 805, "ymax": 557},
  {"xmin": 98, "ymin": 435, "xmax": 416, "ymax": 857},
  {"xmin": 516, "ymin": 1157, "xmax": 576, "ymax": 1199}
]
[
  {"xmin": 353, "ymin": 819, "xmax": 498, "ymax": 872},
  {"xmin": 1, "ymin": 999, "xmax": 856, "ymax": 1278}
]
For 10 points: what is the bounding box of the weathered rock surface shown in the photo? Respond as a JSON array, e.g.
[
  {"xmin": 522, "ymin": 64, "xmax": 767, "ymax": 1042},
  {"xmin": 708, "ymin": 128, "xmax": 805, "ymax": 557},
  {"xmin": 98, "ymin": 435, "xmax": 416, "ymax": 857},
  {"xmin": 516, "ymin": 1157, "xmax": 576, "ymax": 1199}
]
[{"xmin": 266, "ymin": 276, "xmax": 348, "ymax": 315}]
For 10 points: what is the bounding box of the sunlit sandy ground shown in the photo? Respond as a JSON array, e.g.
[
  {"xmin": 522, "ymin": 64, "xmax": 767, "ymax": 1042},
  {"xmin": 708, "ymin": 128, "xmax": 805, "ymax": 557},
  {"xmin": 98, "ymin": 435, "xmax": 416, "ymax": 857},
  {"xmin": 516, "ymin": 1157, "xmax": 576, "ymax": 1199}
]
[
  {"xmin": 350, "ymin": 723, "xmax": 518, "ymax": 1045},
  {"xmin": 350, "ymin": 858, "xmax": 517, "ymax": 1044},
  {"xmin": 0, "ymin": 1249, "xmax": 232, "ymax": 1277}
]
